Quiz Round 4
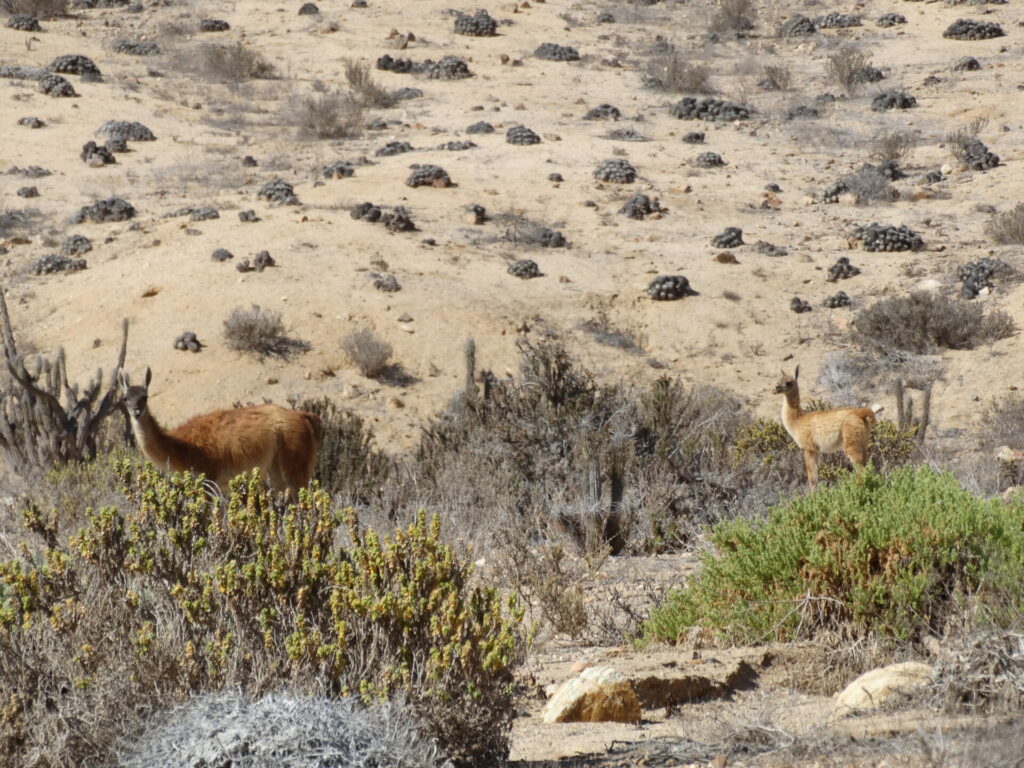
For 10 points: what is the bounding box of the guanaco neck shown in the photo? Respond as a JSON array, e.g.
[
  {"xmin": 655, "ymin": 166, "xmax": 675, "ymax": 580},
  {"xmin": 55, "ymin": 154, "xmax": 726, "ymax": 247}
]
[
  {"xmin": 780, "ymin": 385, "xmax": 804, "ymax": 435},
  {"xmin": 130, "ymin": 408, "xmax": 193, "ymax": 471}
]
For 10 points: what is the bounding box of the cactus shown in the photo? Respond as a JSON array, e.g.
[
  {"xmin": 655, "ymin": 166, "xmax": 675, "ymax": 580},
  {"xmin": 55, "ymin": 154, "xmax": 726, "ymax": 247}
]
[
  {"xmin": 895, "ymin": 378, "xmax": 931, "ymax": 446},
  {"xmin": 0, "ymin": 287, "xmax": 128, "ymax": 474}
]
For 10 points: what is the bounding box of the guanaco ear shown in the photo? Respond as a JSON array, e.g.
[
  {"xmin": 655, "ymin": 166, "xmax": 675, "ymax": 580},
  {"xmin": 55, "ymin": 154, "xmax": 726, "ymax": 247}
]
[
  {"xmin": 144, "ymin": 366, "xmax": 152, "ymax": 389},
  {"xmin": 118, "ymin": 369, "xmax": 130, "ymax": 392},
  {"xmin": 794, "ymin": 365, "xmax": 800, "ymax": 381}
]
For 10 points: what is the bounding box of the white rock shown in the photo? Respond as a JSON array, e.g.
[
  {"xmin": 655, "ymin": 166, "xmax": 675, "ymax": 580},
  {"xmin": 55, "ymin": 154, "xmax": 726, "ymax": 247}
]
[
  {"xmin": 833, "ymin": 661, "xmax": 933, "ymax": 716},
  {"xmin": 541, "ymin": 666, "xmax": 641, "ymax": 724}
]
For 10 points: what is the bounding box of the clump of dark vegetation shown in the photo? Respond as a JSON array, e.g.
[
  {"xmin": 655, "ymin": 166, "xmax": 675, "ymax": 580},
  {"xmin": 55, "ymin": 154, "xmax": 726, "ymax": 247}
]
[
  {"xmin": 619, "ymin": 194, "xmax": 665, "ymax": 219},
  {"xmin": 814, "ymin": 12, "xmax": 860, "ymax": 28},
  {"xmin": 871, "ymin": 89, "xmax": 916, "ymax": 111},
  {"xmin": 341, "ymin": 327, "xmax": 393, "ymax": 378},
  {"xmin": 72, "ymin": 197, "xmax": 135, "ymax": 223},
  {"xmin": 943, "ymin": 18, "xmax": 1003, "ymax": 40},
  {"xmin": 454, "ymin": 8, "xmax": 497, "ymax": 36},
  {"xmin": 644, "ymin": 44, "xmax": 714, "ymax": 94},
  {"xmin": 351, "ymin": 202, "xmax": 416, "ymax": 232},
  {"xmin": 643, "ymin": 466, "xmax": 1024, "ymax": 644},
  {"xmin": 406, "ymin": 164, "xmax": 452, "ymax": 188},
  {"xmin": 711, "ymin": 226, "xmax": 743, "ymax": 248},
  {"xmin": 48, "ymin": 53, "xmax": 99, "ymax": 76},
  {"xmin": 323, "ymin": 161, "xmax": 355, "ymax": 178},
  {"xmin": 876, "ymin": 12, "xmax": 906, "ymax": 27},
  {"xmin": 827, "ymin": 256, "xmax": 860, "ymax": 282},
  {"xmin": 7, "ymin": 12, "xmax": 41, "ymax": 30},
  {"xmin": 257, "ymin": 178, "xmax": 300, "ymax": 205},
  {"xmin": 853, "ymin": 291, "xmax": 1016, "ymax": 353},
  {"xmin": 958, "ymin": 257, "xmax": 1010, "ymax": 299},
  {"xmin": 508, "ymin": 258, "xmax": 541, "ymax": 279},
  {"xmin": 694, "ymin": 151, "xmax": 725, "ymax": 168},
  {"xmin": 945, "ymin": 118, "xmax": 1000, "ymax": 171},
  {"xmin": 778, "ymin": 14, "xmax": 816, "ymax": 37},
  {"xmin": 199, "ymin": 17, "xmax": 229, "ymax": 31},
  {"xmin": 38, "ymin": 72, "xmax": 75, "ymax": 96},
  {"xmin": 506, "ymin": 125, "xmax": 541, "ymax": 145},
  {"xmin": 986, "ymin": 203, "xmax": 1024, "ymax": 245},
  {"xmin": 790, "ymin": 296, "xmax": 812, "ymax": 313},
  {"xmin": 223, "ymin": 304, "xmax": 310, "ymax": 360},
  {"xmin": 593, "ymin": 158, "xmax": 637, "ymax": 183},
  {"xmin": 425, "ymin": 55, "xmax": 473, "ymax": 80},
  {"xmin": 32, "ymin": 252, "xmax": 86, "ymax": 274},
  {"xmin": 583, "ymin": 103, "xmax": 621, "ymax": 120},
  {"xmin": 647, "ymin": 275, "xmax": 696, "ymax": 301},
  {"xmin": 849, "ymin": 223, "xmax": 922, "ymax": 252},
  {"xmin": 173, "ymin": 330, "xmax": 202, "ymax": 352},
  {"xmin": 534, "ymin": 42, "xmax": 580, "ymax": 61},
  {"xmin": 115, "ymin": 40, "xmax": 159, "ymax": 56},
  {"xmin": 669, "ymin": 96, "xmax": 750, "ymax": 121},
  {"xmin": 823, "ymin": 290, "xmax": 850, "ymax": 308}
]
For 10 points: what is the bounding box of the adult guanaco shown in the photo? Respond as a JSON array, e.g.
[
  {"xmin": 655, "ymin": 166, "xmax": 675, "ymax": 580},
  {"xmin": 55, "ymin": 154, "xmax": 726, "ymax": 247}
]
[
  {"xmin": 774, "ymin": 366, "xmax": 882, "ymax": 488},
  {"xmin": 119, "ymin": 367, "xmax": 320, "ymax": 497}
]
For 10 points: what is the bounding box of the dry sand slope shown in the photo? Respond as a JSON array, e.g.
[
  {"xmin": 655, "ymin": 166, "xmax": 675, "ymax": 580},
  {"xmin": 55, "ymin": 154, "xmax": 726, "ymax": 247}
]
[{"xmin": 2, "ymin": 0, "xmax": 1023, "ymax": 453}]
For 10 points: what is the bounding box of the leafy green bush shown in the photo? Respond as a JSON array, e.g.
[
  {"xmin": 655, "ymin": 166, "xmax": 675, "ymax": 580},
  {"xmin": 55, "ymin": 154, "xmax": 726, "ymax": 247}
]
[
  {"xmin": 0, "ymin": 462, "xmax": 522, "ymax": 766},
  {"xmin": 643, "ymin": 466, "xmax": 1024, "ymax": 645}
]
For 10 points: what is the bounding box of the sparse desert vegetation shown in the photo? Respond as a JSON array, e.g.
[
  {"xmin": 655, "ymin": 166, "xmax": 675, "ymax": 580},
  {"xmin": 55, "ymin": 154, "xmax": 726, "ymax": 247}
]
[{"xmin": 2, "ymin": 0, "xmax": 1023, "ymax": 764}]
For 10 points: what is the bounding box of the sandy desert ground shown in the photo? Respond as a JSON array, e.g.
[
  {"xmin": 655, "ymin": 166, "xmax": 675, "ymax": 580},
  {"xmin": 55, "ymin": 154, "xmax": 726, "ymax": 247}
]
[{"xmin": 3, "ymin": 0, "xmax": 1023, "ymax": 456}]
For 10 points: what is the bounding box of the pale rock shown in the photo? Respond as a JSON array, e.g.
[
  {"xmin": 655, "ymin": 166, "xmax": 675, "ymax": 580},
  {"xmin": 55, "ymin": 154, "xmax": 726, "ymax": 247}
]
[
  {"xmin": 541, "ymin": 666, "xmax": 641, "ymax": 724},
  {"xmin": 833, "ymin": 662, "xmax": 933, "ymax": 716},
  {"xmin": 915, "ymin": 278, "xmax": 943, "ymax": 293}
]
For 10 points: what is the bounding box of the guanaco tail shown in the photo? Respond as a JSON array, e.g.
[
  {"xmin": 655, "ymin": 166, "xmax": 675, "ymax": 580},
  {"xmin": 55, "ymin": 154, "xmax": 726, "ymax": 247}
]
[
  {"xmin": 774, "ymin": 366, "xmax": 883, "ymax": 488},
  {"xmin": 119, "ymin": 367, "xmax": 320, "ymax": 497}
]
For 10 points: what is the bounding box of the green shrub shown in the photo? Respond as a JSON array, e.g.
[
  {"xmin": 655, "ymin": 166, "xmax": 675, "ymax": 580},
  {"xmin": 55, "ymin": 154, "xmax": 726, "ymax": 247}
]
[
  {"xmin": 853, "ymin": 291, "xmax": 1016, "ymax": 354},
  {"xmin": 642, "ymin": 466, "xmax": 1024, "ymax": 645},
  {"xmin": 0, "ymin": 462, "xmax": 522, "ymax": 766}
]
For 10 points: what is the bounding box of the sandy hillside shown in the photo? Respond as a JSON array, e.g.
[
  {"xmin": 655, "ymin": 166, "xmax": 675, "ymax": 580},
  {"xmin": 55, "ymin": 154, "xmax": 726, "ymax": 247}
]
[{"xmin": 2, "ymin": 0, "xmax": 1023, "ymax": 454}]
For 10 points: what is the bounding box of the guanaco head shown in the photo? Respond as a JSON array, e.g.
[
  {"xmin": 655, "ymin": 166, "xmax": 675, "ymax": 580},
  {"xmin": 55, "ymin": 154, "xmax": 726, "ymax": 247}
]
[
  {"xmin": 773, "ymin": 365, "xmax": 799, "ymax": 395},
  {"xmin": 119, "ymin": 367, "xmax": 153, "ymax": 420}
]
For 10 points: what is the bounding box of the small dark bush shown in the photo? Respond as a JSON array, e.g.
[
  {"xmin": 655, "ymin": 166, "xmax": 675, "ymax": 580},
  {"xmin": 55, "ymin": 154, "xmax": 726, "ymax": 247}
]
[
  {"xmin": 986, "ymin": 203, "xmax": 1024, "ymax": 246},
  {"xmin": 341, "ymin": 328, "xmax": 393, "ymax": 378},
  {"xmin": 825, "ymin": 45, "xmax": 874, "ymax": 96},
  {"xmin": 297, "ymin": 396, "xmax": 392, "ymax": 503},
  {"xmin": 180, "ymin": 42, "xmax": 277, "ymax": 83},
  {"xmin": 853, "ymin": 291, "xmax": 1016, "ymax": 354},
  {"xmin": 708, "ymin": 0, "xmax": 755, "ymax": 37},
  {"xmin": 759, "ymin": 63, "xmax": 791, "ymax": 91},
  {"xmin": 0, "ymin": 0, "xmax": 65, "ymax": 18},
  {"xmin": 284, "ymin": 90, "xmax": 362, "ymax": 139},
  {"xmin": 223, "ymin": 304, "xmax": 310, "ymax": 360},
  {"xmin": 645, "ymin": 46, "xmax": 714, "ymax": 94},
  {"xmin": 870, "ymin": 129, "xmax": 918, "ymax": 163},
  {"xmin": 344, "ymin": 59, "xmax": 395, "ymax": 108},
  {"xmin": 643, "ymin": 466, "xmax": 1024, "ymax": 644}
]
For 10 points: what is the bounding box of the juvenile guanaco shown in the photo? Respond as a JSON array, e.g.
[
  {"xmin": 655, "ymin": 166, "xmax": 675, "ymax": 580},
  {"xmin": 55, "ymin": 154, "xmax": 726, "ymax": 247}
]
[
  {"xmin": 119, "ymin": 367, "xmax": 320, "ymax": 496},
  {"xmin": 774, "ymin": 366, "xmax": 882, "ymax": 488}
]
